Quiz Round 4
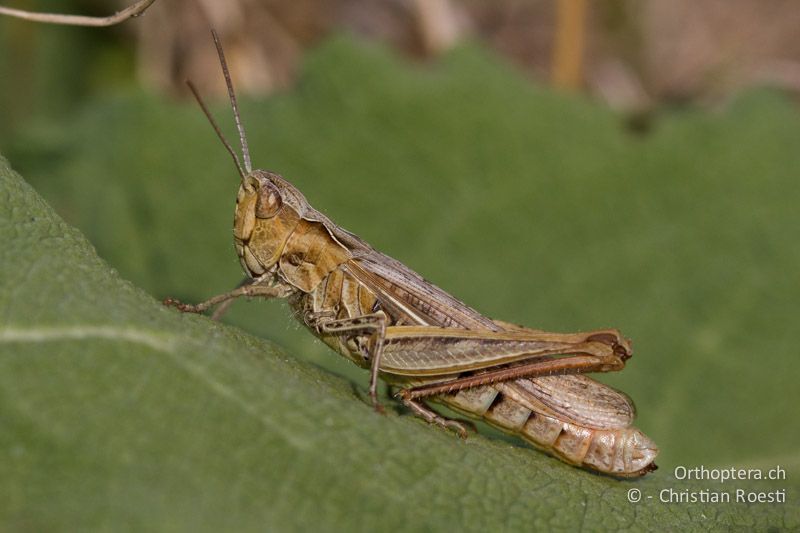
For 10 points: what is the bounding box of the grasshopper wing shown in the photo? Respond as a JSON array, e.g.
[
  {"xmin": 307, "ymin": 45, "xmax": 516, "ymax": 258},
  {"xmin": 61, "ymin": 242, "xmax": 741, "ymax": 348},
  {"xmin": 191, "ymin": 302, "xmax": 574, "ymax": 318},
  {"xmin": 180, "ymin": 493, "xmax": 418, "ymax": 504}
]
[
  {"xmin": 497, "ymin": 374, "xmax": 635, "ymax": 430},
  {"xmin": 343, "ymin": 258, "xmax": 624, "ymax": 377},
  {"xmin": 344, "ymin": 256, "xmax": 500, "ymax": 331}
]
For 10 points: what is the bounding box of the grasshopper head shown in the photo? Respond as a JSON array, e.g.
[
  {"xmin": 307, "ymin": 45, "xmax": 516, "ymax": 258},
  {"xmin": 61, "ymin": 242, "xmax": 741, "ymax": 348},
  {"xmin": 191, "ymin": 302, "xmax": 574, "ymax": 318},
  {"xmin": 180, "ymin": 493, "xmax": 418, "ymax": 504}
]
[
  {"xmin": 236, "ymin": 172, "xmax": 283, "ymax": 224},
  {"xmin": 233, "ymin": 171, "xmax": 301, "ymax": 277}
]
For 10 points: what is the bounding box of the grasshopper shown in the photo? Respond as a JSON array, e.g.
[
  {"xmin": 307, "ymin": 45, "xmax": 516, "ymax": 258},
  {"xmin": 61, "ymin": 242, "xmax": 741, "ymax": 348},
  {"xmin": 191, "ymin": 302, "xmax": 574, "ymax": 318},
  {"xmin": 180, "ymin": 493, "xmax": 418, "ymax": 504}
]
[{"xmin": 166, "ymin": 31, "xmax": 658, "ymax": 477}]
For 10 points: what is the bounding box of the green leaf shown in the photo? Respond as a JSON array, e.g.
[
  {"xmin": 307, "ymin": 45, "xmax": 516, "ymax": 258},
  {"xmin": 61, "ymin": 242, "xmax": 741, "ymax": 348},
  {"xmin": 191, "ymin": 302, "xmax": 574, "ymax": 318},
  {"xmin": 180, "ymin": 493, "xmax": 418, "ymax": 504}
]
[{"xmin": 3, "ymin": 37, "xmax": 799, "ymax": 531}]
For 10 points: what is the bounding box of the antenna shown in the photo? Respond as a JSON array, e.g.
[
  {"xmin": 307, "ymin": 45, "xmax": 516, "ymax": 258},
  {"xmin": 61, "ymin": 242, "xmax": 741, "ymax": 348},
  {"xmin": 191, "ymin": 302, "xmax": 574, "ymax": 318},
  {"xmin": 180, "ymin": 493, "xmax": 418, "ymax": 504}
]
[
  {"xmin": 186, "ymin": 80, "xmax": 247, "ymax": 182},
  {"xmin": 211, "ymin": 29, "xmax": 253, "ymax": 174}
]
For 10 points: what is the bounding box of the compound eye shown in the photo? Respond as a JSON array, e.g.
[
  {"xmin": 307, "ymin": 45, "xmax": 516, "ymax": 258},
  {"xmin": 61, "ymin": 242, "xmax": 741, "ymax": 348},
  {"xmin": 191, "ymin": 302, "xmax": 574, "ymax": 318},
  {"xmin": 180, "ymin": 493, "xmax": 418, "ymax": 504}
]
[{"xmin": 255, "ymin": 181, "xmax": 282, "ymax": 218}]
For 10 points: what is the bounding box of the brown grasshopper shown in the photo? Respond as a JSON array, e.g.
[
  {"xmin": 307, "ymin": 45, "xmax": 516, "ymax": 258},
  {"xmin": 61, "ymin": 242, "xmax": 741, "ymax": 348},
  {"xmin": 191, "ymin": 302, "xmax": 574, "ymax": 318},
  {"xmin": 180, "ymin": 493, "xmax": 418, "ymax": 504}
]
[{"xmin": 166, "ymin": 31, "xmax": 659, "ymax": 477}]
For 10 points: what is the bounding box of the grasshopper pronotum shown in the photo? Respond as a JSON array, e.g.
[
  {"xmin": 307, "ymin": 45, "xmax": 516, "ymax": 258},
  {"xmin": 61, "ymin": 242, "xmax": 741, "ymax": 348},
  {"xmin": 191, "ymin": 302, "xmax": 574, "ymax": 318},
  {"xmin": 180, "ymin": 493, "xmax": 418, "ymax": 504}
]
[{"xmin": 166, "ymin": 31, "xmax": 658, "ymax": 477}]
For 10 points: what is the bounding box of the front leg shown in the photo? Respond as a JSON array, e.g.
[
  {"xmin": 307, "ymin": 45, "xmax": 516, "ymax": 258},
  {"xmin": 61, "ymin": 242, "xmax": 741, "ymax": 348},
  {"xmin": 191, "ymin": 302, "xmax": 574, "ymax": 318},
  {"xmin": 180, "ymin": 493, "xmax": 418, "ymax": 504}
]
[
  {"xmin": 164, "ymin": 277, "xmax": 293, "ymax": 315},
  {"xmin": 208, "ymin": 277, "xmax": 251, "ymax": 321},
  {"xmin": 308, "ymin": 312, "xmax": 388, "ymax": 413}
]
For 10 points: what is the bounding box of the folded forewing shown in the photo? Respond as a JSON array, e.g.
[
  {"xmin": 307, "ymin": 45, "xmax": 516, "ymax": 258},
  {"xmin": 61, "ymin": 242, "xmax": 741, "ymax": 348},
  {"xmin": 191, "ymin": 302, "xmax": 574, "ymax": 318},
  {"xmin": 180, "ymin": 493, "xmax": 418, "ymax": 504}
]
[
  {"xmin": 345, "ymin": 257, "xmax": 500, "ymax": 331},
  {"xmin": 497, "ymin": 374, "xmax": 635, "ymax": 430}
]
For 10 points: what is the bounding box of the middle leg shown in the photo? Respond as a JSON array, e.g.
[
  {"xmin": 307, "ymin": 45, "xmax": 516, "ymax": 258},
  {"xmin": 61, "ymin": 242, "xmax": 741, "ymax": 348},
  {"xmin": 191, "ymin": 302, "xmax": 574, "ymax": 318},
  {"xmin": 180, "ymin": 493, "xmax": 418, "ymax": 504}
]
[{"xmin": 309, "ymin": 311, "xmax": 389, "ymax": 413}]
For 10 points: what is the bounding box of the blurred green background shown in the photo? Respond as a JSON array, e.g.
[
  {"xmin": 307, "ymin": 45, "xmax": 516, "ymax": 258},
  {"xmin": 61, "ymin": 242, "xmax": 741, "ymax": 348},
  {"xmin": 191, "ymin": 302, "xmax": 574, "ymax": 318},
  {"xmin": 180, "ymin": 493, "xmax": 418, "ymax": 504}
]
[{"xmin": 1, "ymin": 1, "xmax": 799, "ymax": 530}]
